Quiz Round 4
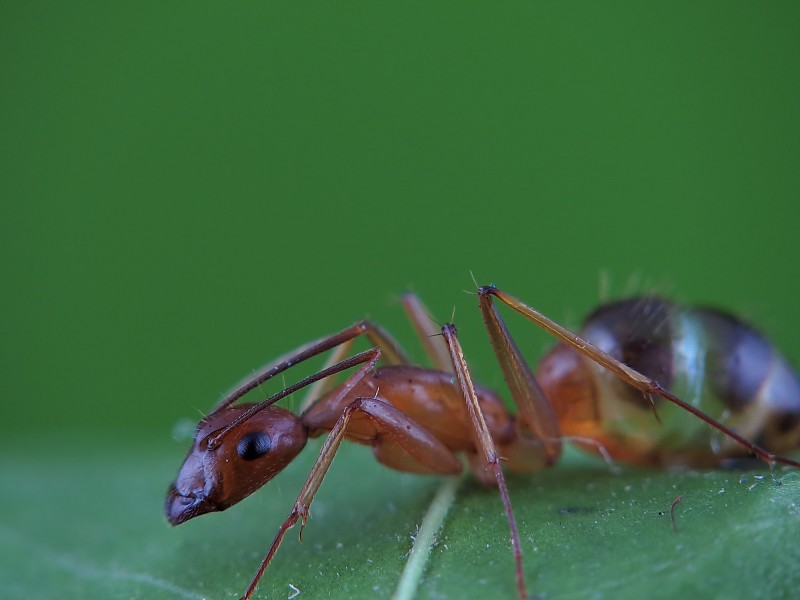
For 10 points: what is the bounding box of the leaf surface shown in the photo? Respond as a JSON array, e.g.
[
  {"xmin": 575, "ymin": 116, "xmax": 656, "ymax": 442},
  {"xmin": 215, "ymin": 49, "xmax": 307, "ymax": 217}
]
[{"xmin": 3, "ymin": 437, "xmax": 797, "ymax": 600}]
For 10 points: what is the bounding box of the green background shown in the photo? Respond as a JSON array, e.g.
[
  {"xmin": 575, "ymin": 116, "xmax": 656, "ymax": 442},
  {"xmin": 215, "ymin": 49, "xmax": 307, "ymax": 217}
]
[{"xmin": 2, "ymin": 3, "xmax": 799, "ymax": 600}]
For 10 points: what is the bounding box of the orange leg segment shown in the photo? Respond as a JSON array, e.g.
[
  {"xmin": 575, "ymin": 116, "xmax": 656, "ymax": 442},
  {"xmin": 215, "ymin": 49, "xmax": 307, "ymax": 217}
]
[
  {"xmin": 479, "ymin": 291, "xmax": 562, "ymax": 465},
  {"xmin": 441, "ymin": 323, "xmax": 529, "ymax": 600}
]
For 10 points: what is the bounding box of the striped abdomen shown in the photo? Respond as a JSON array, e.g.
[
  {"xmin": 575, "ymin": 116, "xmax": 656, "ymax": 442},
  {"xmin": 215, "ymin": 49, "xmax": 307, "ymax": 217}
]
[{"xmin": 537, "ymin": 297, "xmax": 800, "ymax": 467}]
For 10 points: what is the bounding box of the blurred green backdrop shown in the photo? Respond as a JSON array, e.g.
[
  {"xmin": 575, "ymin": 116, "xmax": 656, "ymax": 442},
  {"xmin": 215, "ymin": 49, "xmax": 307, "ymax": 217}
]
[{"xmin": 2, "ymin": 3, "xmax": 799, "ymax": 600}]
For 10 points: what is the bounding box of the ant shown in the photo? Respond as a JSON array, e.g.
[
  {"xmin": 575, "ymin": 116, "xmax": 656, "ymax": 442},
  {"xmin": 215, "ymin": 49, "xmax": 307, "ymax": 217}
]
[{"xmin": 166, "ymin": 285, "xmax": 800, "ymax": 600}]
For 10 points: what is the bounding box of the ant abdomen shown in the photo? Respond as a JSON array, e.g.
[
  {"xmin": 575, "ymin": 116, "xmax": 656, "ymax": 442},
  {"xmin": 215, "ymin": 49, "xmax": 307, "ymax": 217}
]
[{"xmin": 537, "ymin": 297, "xmax": 800, "ymax": 467}]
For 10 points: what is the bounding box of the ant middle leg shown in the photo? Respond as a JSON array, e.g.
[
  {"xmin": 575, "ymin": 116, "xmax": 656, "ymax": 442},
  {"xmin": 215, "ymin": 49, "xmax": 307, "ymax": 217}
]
[{"xmin": 440, "ymin": 323, "xmax": 531, "ymax": 600}]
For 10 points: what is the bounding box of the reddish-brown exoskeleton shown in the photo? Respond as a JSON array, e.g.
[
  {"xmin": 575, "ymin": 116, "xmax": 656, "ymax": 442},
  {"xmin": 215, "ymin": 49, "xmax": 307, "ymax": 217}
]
[{"xmin": 166, "ymin": 286, "xmax": 800, "ymax": 600}]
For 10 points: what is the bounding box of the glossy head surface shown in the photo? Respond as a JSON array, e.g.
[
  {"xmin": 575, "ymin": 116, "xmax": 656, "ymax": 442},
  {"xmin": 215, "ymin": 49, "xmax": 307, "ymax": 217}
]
[{"xmin": 166, "ymin": 404, "xmax": 307, "ymax": 525}]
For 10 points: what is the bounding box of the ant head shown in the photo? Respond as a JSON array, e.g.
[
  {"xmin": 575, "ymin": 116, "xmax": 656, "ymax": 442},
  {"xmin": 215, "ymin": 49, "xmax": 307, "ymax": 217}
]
[{"xmin": 166, "ymin": 404, "xmax": 307, "ymax": 526}]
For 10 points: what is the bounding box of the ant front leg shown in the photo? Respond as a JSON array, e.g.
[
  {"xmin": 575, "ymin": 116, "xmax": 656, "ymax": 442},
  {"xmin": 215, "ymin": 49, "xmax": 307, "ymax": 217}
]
[
  {"xmin": 241, "ymin": 372, "xmax": 462, "ymax": 599},
  {"xmin": 239, "ymin": 352, "xmax": 381, "ymax": 600}
]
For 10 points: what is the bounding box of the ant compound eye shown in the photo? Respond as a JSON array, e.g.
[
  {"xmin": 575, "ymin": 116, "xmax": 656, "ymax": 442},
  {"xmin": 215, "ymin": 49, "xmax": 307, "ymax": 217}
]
[{"xmin": 237, "ymin": 431, "xmax": 271, "ymax": 461}]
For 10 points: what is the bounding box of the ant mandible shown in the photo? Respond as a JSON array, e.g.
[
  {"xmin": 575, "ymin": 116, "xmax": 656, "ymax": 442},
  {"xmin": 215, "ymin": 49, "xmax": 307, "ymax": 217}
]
[{"xmin": 166, "ymin": 285, "xmax": 800, "ymax": 600}]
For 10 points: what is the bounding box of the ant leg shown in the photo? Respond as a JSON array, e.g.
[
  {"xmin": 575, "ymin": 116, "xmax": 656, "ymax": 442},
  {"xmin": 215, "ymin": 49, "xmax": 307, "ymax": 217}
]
[
  {"xmin": 238, "ymin": 351, "xmax": 379, "ymax": 600},
  {"xmin": 480, "ymin": 285, "xmax": 800, "ymax": 469},
  {"xmin": 241, "ymin": 396, "xmax": 462, "ymax": 600},
  {"xmin": 478, "ymin": 290, "xmax": 563, "ymax": 466},
  {"xmin": 440, "ymin": 324, "xmax": 529, "ymax": 600},
  {"xmin": 402, "ymin": 293, "xmax": 455, "ymax": 372}
]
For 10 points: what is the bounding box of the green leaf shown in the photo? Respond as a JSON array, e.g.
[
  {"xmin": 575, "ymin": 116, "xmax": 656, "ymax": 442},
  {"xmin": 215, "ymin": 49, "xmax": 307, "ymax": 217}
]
[{"xmin": 3, "ymin": 437, "xmax": 797, "ymax": 600}]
